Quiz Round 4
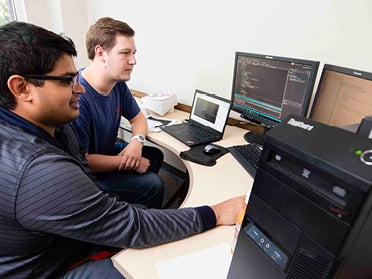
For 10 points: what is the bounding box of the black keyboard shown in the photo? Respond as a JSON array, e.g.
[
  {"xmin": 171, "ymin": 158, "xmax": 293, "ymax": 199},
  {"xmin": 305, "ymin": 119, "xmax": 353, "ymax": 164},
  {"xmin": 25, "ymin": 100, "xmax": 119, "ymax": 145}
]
[
  {"xmin": 178, "ymin": 123, "xmax": 218, "ymax": 141},
  {"xmin": 162, "ymin": 123, "xmax": 219, "ymax": 145},
  {"xmin": 228, "ymin": 144, "xmax": 262, "ymax": 177}
]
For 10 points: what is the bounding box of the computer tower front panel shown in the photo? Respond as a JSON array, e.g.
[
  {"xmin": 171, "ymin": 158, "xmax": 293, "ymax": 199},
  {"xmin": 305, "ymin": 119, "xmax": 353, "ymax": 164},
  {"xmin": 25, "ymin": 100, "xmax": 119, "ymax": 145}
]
[{"xmin": 227, "ymin": 115, "xmax": 372, "ymax": 279}]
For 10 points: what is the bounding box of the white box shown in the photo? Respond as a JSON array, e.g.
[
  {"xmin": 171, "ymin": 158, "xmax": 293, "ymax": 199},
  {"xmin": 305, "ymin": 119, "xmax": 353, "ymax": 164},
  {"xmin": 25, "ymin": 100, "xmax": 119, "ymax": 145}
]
[{"xmin": 141, "ymin": 94, "xmax": 177, "ymax": 116}]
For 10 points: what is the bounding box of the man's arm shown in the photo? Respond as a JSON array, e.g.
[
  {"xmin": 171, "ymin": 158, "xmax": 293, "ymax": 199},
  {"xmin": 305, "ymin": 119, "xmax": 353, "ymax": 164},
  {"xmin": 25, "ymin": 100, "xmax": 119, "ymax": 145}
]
[
  {"xmin": 117, "ymin": 111, "xmax": 148, "ymax": 170},
  {"xmin": 18, "ymin": 153, "xmax": 246, "ymax": 248},
  {"xmin": 86, "ymin": 153, "xmax": 123, "ymax": 173},
  {"xmin": 129, "ymin": 111, "xmax": 148, "ymax": 139},
  {"xmin": 83, "ymin": 111, "xmax": 149, "ymax": 173},
  {"xmin": 86, "ymin": 153, "xmax": 150, "ymax": 173},
  {"xmin": 87, "ymin": 112, "xmax": 149, "ymax": 173}
]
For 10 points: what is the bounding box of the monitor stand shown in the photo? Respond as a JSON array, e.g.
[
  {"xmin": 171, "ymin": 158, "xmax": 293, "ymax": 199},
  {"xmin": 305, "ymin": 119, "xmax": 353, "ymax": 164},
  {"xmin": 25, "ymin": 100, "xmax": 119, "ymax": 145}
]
[
  {"xmin": 243, "ymin": 127, "xmax": 269, "ymax": 146},
  {"xmin": 244, "ymin": 131, "xmax": 263, "ymax": 145}
]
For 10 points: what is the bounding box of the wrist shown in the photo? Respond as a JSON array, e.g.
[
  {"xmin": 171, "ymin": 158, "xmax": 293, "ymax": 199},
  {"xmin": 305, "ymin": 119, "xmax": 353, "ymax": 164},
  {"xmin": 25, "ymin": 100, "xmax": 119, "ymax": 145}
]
[
  {"xmin": 131, "ymin": 134, "xmax": 146, "ymax": 144},
  {"xmin": 195, "ymin": 206, "xmax": 216, "ymax": 231}
]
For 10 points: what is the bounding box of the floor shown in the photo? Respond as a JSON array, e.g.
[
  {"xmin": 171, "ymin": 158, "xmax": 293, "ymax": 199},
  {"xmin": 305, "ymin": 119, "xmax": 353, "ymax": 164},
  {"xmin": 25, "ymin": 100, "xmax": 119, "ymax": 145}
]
[{"xmin": 158, "ymin": 162, "xmax": 189, "ymax": 209}]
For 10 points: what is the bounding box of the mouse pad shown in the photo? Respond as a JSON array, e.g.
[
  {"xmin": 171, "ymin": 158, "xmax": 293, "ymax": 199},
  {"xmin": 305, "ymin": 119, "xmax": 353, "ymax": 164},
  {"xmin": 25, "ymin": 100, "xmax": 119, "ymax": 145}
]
[{"xmin": 179, "ymin": 144, "xmax": 228, "ymax": 166}]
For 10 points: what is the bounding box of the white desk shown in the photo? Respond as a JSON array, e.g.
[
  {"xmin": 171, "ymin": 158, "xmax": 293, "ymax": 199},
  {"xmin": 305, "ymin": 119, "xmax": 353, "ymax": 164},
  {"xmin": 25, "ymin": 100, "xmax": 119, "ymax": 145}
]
[{"xmin": 112, "ymin": 109, "xmax": 254, "ymax": 278}]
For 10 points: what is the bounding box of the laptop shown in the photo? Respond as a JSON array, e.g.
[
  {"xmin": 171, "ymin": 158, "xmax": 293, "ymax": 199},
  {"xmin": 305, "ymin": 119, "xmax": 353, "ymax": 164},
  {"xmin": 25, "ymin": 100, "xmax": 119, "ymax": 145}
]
[{"xmin": 161, "ymin": 89, "xmax": 231, "ymax": 146}]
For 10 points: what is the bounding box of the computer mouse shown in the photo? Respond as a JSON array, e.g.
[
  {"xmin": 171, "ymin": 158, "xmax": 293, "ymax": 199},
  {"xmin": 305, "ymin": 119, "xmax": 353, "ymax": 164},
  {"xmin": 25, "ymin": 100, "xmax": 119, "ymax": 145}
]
[{"xmin": 203, "ymin": 144, "xmax": 222, "ymax": 155}]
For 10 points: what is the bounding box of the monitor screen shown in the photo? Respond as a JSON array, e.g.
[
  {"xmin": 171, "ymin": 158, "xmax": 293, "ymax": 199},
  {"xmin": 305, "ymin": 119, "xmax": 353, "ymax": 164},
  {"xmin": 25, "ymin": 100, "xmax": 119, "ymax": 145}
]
[
  {"xmin": 190, "ymin": 90, "xmax": 231, "ymax": 133},
  {"xmin": 309, "ymin": 64, "xmax": 372, "ymax": 128},
  {"xmin": 231, "ymin": 52, "xmax": 319, "ymax": 144}
]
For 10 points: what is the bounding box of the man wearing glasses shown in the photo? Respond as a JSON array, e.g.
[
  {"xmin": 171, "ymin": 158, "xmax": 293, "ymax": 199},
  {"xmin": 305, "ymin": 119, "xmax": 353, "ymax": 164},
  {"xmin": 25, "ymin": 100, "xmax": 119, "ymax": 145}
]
[{"xmin": 0, "ymin": 21, "xmax": 245, "ymax": 278}]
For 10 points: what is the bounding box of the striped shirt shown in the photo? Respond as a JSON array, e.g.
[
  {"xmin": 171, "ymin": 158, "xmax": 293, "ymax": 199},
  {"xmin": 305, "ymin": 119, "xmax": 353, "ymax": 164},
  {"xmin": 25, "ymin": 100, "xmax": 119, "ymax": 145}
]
[{"xmin": 0, "ymin": 109, "xmax": 216, "ymax": 278}]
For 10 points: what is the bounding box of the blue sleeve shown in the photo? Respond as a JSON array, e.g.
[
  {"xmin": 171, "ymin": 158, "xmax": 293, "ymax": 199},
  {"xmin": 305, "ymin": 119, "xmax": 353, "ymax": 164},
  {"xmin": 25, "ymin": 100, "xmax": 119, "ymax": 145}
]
[
  {"xmin": 194, "ymin": 206, "xmax": 217, "ymax": 231},
  {"xmin": 119, "ymin": 82, "xmax": 141, "ymax": 120}
]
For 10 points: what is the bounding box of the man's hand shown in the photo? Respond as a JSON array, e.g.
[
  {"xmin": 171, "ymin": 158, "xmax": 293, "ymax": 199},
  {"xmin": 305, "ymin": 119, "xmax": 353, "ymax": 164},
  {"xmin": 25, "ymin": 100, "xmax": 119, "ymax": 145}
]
[
  {"xmin": 134, "ymin": 157, "xmax": 150, "ymax": 174},
  {"xmin": 118, "ymin": 141, "xmax": 143, "ymax": 171},
  {"xmin": 211, "ymin": 196, "xmax": 246, "ymax": 226}
]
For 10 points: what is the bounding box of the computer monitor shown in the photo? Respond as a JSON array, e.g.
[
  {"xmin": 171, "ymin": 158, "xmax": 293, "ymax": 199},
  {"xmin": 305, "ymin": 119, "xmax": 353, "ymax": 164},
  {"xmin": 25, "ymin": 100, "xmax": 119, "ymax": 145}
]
[
  {"xmin": 309, "ymin": 64, "xmax": 372, "ymax": 128},
  {"xmin": 231, "ymin": 52, "xmax": 319, "ymax": 144}
]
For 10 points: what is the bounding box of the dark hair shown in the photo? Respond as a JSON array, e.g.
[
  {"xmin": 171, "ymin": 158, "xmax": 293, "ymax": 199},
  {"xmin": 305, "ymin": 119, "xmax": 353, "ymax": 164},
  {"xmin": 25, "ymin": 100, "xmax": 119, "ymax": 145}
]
[
  {"xmin": 0, "ymin": 21, "xmax": 77, "ymax": 109},
  {"xmin": 86, "ymin": 17, "xmax": 135, "ymax": 60}
]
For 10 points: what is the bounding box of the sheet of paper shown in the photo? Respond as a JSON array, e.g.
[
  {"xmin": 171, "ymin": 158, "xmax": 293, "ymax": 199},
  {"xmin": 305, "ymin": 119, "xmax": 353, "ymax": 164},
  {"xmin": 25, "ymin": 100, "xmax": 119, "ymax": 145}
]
[
  {"xmin": 120, "ymin": 115, "xmax": 177, "ymax": 133},
  {"xmin": 156, "ymin": 243, "xmax": 232, "ymax": 279},
  {"xmin": 147, "ymin": 115, "xmax": 177, "ymax": 132}
]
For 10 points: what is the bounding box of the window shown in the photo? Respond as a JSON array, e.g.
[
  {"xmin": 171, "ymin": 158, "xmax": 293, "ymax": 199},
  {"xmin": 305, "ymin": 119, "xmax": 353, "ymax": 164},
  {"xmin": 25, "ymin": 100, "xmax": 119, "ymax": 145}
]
[{"xmin": 0, "ymin": 0, "xmax": 16, "ymax": 25}]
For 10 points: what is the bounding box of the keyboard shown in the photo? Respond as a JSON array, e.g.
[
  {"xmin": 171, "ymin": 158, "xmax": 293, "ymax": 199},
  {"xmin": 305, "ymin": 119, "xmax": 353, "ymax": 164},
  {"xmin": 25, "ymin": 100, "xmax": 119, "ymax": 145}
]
[
  {"xmin": 178, "ymin": 123, "xmax": 219, "ymax": 141},
  {"xmin": 161, "ymin": 123, "xmax": 220, "ymax": 146},
  {"xmin": 228, "ymin": 143, "xmax": 263, "ymax": 177}
]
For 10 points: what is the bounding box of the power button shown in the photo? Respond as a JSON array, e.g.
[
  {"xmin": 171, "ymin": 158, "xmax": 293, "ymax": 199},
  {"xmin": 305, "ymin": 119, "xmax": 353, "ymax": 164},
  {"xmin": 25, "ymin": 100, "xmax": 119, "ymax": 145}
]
[{"xmin": 360, "ymin": 150, "xmax": 372, "ymax": 165}]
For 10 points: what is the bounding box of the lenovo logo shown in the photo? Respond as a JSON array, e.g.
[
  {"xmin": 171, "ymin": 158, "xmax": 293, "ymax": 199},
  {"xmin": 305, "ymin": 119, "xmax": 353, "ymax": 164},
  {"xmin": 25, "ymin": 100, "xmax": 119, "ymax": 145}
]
[{"xmin": 287, "ymin": 118, "xmax": 314, "ymax": 131}]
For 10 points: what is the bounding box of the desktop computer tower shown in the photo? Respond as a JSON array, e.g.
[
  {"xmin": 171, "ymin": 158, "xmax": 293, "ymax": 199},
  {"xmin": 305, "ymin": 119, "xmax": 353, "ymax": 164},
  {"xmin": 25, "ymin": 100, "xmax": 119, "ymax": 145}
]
[{"xmin": 227, "ymin": 114, "xmax": 372, "ymax": 279}]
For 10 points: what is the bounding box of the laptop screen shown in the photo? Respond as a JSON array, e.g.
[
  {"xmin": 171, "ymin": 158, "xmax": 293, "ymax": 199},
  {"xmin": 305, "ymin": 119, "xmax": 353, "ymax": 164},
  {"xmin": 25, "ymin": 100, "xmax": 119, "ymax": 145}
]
[{"xmin": 189, "ymin": 90, "xmax": 231, "ymax": 133}]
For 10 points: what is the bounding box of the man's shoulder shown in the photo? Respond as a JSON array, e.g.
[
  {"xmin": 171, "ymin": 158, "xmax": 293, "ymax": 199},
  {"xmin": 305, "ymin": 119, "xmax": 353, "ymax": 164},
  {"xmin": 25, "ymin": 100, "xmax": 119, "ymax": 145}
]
[
  {"xmin": 0, "ymin": 122, "xmax": 63, "ymax": 157},
  {"xmin": 0, "ymin": 123, "xmax": 69, "ymax": 184}
]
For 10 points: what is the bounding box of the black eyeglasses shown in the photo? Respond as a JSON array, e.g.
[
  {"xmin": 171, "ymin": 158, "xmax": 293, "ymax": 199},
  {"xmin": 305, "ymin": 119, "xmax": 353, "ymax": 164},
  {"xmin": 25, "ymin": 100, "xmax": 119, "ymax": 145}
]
[{"xmin": 22, "ymin": 72, "xmax": 80, "ymax": 90}]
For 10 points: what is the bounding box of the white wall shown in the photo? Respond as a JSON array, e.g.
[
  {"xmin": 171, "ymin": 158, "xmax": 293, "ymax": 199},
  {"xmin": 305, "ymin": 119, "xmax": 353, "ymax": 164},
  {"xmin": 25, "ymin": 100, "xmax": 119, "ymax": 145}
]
[
  {"xmin": 18, "ymin": 0, "xmax": 372, "ymax": 107},
  {"xmin": 20, "ymin": 0, "xmax": 91, "ymax": 69}
]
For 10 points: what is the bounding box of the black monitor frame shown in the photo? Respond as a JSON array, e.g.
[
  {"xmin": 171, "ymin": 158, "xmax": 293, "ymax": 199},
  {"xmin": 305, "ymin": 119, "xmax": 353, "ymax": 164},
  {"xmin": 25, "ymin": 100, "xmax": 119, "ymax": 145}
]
[
  {"xmin": 309, "ymin": 64, "xmax": 372, "ymax": 128},
  {"xmin": 231, "ymin": 52, "xmax": 319, "ymax": 144}
]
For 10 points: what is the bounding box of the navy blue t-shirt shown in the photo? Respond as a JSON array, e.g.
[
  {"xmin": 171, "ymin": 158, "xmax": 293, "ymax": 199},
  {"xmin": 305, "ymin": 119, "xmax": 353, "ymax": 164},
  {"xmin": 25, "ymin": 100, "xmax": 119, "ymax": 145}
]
[{"xmin": 72, "ymin": 72, "xmax": 140, "ymax": 155}]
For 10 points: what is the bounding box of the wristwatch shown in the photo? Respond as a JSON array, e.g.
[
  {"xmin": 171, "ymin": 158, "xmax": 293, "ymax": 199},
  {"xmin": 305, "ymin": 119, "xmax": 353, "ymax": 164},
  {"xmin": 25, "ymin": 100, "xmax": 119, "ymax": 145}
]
[{"xmin": 131, "ymin": 134, "xmax": 146, "ymax": 143}]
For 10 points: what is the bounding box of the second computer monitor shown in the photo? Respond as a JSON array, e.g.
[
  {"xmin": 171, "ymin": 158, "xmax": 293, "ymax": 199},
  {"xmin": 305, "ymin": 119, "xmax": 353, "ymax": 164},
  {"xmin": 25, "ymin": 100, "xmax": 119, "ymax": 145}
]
[
  {"xmin": 309, "ymin": 64, "xmax": 372, "ymax": 127},
  {"xmin": 231, "ymin": 52, "xmax": 319, "ymax": 144}
]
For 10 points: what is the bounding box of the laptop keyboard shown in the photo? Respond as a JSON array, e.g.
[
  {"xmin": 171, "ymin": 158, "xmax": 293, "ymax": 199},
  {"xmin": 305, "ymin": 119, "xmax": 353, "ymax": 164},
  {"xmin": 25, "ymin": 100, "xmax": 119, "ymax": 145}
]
[
  {"xmin": 163, "ymin": 123, "xmax": 219, "ymax": 142},
  {"xmin": 228, "ymin": 143, "xmax": 262, "ymax": 177},
  {"xmin": 182, "ymin": 124, "xmax": 218, "ymax": 140}
]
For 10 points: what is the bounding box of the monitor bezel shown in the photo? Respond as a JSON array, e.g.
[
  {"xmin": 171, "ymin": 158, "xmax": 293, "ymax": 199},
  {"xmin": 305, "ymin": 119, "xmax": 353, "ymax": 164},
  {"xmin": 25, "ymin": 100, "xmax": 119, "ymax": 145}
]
[
  {"xmin": 231, "ymin": 51, "xmax": 320, "ymax": 128},
  {"xmin": 308, "ymin": 63, "xmax": 372, "ymax": 123}
]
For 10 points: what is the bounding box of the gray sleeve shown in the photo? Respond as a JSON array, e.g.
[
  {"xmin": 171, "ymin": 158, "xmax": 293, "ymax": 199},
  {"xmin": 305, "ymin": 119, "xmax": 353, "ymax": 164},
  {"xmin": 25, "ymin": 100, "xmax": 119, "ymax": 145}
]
[{"xmin": 16, "ymin": 153, "xmax": 204, "ymax": 248}]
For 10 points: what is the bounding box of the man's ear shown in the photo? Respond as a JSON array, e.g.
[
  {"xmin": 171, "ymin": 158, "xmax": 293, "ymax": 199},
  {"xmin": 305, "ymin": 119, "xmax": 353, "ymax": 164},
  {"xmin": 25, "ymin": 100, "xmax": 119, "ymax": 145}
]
[
  {"xmin": 7, "ymin": 75, "xmax": 32, "ymax": 102},
  {"xmin": 95, "ymin": 45, "xmax": 106, "ymax": 62}
]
